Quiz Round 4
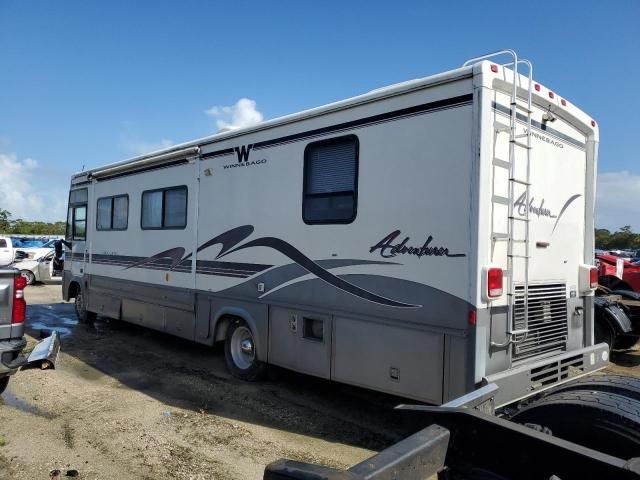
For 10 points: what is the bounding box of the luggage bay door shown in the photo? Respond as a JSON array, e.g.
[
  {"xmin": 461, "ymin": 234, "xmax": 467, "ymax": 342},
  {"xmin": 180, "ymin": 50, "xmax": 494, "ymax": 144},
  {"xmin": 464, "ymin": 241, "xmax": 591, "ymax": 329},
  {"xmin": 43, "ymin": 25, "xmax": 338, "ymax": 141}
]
[{"xmin": 268, "ymin": 306, "xmax": 332, "ymax": 379}]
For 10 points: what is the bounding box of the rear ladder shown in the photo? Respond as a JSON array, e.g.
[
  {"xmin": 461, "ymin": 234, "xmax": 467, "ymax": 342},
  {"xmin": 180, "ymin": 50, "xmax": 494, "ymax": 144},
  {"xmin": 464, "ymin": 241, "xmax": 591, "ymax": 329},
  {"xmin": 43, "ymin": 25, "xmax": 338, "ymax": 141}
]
[{"xmin": 463, "ymin": 50, "xmax": 534, "ymax": 347}]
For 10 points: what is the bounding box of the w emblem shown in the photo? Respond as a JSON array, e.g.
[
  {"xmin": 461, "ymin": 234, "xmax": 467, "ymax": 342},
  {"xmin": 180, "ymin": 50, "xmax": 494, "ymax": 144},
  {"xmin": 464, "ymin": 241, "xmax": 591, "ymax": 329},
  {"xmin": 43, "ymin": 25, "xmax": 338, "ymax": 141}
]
[{"xmin": 234, "ymin": 144, "xmax": 253, "ymax": 163}]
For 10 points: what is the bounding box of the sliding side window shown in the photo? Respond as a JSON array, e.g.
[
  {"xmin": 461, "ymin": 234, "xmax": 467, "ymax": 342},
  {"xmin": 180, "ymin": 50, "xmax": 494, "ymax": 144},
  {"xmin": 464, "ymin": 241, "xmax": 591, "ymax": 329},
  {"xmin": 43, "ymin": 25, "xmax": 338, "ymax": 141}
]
[
  {"xmin": 303, "ymin": 135, "xmax": 358, "ymax": 224},
  {"xmin": 97, "ymin": 195, "xmax": 129, "ymax": 231},
  {"xmin": 141, "ymin": 186, "xmax": 188, "ymax": 230}
]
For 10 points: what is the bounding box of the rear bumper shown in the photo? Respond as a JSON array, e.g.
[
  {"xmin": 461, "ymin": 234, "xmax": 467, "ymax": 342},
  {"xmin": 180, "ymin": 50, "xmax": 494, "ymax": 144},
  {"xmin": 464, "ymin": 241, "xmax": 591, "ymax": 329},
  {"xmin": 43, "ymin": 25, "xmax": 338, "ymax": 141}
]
[
  {"xmin": 484, "ymin": 343, "xmax": 609, "ymax": 408},
  {"xmin": 0, "ymin": 337, "xmax": 27, "ymax": 376}
]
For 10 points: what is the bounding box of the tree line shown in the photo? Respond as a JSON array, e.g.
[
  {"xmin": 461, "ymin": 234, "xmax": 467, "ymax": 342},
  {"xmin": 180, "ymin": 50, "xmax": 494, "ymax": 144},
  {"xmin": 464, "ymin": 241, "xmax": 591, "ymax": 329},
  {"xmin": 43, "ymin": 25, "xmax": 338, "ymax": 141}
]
[
  {"xmin": 595, "ymin": 226, "xmax": 640, "ymax": 250},
  {"xmin": 0, "ymin": 208, "xmax": 66, "ymax": 236}
]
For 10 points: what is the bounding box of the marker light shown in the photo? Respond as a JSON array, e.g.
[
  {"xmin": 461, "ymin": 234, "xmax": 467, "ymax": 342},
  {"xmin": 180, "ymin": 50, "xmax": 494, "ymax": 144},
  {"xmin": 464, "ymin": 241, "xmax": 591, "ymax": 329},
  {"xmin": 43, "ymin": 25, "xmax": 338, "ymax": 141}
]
[{"xmin": 490, "ymin": 64, "xmax": 498, "ymax": 73}]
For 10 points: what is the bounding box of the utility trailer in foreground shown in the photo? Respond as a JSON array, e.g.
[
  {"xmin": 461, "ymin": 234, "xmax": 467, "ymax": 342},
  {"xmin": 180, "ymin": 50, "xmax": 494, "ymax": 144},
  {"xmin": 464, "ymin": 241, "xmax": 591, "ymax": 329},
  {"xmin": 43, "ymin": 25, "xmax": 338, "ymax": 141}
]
[{"xmin": 63, "ymin": 49, "xmax": 640, "ymax": 464}]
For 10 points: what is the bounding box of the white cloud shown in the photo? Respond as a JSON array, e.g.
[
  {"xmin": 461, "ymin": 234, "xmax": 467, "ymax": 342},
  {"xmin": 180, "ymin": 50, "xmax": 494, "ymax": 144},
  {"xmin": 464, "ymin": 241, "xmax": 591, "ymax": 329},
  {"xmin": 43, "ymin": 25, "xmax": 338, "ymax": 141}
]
[
  {"xmin": 596, "ymin": 170, "xmax": 640, "ymax": 231},
  {"xmin": 126, "ymin": 138, "xmax": 174, "ymax": 156},
  {"xmin": 205, "ymin": 98, "xmax": 264, "ymax": 132},
  {"xmin": 0, "ymin": 152, "xmax": 67, "ymax": 223}
]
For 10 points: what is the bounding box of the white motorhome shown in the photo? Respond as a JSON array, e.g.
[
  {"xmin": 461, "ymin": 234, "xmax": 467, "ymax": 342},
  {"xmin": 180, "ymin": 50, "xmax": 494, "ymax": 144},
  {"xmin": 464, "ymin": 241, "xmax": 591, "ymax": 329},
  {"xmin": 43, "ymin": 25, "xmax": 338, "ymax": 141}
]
[{"xmin": 63, "ymin": 51, "xmax": 607, "ymax": 407}]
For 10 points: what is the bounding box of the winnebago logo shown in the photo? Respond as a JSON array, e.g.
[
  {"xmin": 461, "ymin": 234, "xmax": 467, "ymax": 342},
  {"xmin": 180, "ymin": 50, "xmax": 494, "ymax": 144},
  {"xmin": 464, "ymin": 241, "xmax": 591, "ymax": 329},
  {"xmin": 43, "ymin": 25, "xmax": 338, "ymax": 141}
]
[
  {"xmin": 370, "ymin": 230, "xmax": 466, "ymax": 259},
  {"xmin": 524, "ymin": 128, "xmax": 563, "ymax": 149},
  {"xmin": 514, "ymin": 192, "xmax": 582, "ymax": 234},
  {"xmin": 223, "ymin": 144, "xmax": 267, "ymax": 169}
]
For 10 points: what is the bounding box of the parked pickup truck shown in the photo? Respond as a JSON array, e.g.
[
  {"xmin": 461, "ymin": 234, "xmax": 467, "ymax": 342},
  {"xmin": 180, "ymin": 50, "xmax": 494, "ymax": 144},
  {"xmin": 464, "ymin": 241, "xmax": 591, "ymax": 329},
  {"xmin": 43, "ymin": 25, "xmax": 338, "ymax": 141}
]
[{"xmin": 0, "ymin": 268, "xmax": 28, "ymax": 394}]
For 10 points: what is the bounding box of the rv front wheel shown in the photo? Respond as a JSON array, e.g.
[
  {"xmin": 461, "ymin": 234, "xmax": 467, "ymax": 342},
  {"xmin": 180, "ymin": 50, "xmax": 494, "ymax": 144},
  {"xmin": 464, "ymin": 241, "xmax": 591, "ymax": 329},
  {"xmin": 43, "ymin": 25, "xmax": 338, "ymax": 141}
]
[
  {"xmin": 74, "ymin": 286, "xmax": 97, "ymax": 324},
  {"xmin": 224, "ymin": 319, "xmax": 265, "ymax": 381}
]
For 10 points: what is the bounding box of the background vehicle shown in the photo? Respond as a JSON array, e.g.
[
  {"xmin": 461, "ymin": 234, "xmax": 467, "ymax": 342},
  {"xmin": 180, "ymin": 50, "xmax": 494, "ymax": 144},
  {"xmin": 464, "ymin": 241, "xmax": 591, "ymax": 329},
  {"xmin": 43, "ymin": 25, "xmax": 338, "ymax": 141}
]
[
  {"xmin": 14, "ymin": 251, "xmax": 57, "ymax": 285},
  {"xmin": 0, "ymin": 268, "xmax": 28, "ymax": 394},
  {"xmin": 0, "ymin": 236, "xmax": 15, "ymax": 266},
  {"xmin": 597, "ymin": 252, "xmax": 640, "ymax": 291},
  {"xmin": 14, "ymin": 238, "xmax": 57, "ymax": 261}
]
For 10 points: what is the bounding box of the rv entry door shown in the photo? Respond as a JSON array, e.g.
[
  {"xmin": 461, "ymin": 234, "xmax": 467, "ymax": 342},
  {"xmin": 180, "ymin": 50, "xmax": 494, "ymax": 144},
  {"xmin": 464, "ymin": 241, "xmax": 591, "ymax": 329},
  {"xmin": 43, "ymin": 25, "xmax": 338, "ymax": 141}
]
[{"xmin": 66, "ymin": 188, "xmax": 89, "ymax": 277}]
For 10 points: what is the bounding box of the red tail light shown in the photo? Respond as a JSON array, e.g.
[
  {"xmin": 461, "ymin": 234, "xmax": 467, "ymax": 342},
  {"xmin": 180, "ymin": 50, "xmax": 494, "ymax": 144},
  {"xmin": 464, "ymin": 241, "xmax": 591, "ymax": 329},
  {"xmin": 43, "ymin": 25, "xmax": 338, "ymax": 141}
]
[
  {"xmin": 590, "ymin": 267, "xmax": 599, "ymax": 289},
  {"xmin": 468, "ymin": 310, "xmax": 477, "ymax": 326},
  {"xmin": 12, "ymin": 275, "xmax": 27, "ymax": 324},
  {"xmin": 487, "ymin": 268, "xmax": 504, "ymax": 298}
]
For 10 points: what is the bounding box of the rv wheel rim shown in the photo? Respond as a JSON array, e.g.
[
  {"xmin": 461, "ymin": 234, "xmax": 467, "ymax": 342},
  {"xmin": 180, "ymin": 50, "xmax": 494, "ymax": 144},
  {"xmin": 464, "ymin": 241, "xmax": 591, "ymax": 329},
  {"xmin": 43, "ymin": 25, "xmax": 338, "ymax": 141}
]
[{"xmin": 231, "ymin": 326, "xmax": 255, "ymax": 370}]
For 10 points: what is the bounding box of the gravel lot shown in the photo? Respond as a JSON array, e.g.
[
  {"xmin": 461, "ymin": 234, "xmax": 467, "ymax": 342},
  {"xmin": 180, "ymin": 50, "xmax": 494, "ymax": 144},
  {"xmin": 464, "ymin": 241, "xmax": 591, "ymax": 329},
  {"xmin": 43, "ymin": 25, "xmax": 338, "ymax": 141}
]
[{"xmin": 0, "ymin": 283, "xmax": 638, "ymax": 479}]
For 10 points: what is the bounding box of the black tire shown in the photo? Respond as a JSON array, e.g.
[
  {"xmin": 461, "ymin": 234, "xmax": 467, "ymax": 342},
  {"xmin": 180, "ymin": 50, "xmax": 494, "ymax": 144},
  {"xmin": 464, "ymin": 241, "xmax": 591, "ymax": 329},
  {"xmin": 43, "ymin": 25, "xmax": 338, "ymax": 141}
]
[
  {"xmin": 511, "ymin": 390, "xmax": 640, "ymax": 459},
  {"xmin": 614, "ymin": 334, "xmax": 639, "ymax": 350},
  {"xmin": 594, "ymin": 316, "xmax": 615, "ymax": 348},
  {"xmin": 543, "ymin": 374, "xmax": 640, "ymax": 402},
  {"xmin": 74, "ymin": 286, "xmax": 96, "ymax": 324},
  {"xmin": 20, "ymin": 270, "xmax": 35, "ymax": 286},
  {"xmin": 224, "ymin": 318, "xmax": 265, "ymax": 381},
  {"xmin": 0, "ymin": 376, "xmax": 8, "ymax": 395}
]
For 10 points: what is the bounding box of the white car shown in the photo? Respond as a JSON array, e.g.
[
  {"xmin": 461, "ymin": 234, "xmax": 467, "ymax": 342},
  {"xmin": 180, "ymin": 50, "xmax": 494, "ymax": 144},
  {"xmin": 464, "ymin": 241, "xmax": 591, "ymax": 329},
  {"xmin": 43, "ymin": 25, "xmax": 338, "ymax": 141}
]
[
  {"xmin": 15, "ymin": 251, "xmax": 57, "ymax": 285},
  {"xmin": 14, "ymin": 239, "xmax": 58, "ymax": 261}
]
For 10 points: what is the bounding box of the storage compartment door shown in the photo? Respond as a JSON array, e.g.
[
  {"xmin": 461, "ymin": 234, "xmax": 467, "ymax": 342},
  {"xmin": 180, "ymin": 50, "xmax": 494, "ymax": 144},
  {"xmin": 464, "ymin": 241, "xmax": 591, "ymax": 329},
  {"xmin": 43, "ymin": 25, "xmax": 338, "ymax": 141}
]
[
  {"xmin": 333, "ymin": 317, "xmax": 444, "ymax": 404},
  {"xmin": 268, "ymin": 306, "xmax": 332, "ymax": 379}
]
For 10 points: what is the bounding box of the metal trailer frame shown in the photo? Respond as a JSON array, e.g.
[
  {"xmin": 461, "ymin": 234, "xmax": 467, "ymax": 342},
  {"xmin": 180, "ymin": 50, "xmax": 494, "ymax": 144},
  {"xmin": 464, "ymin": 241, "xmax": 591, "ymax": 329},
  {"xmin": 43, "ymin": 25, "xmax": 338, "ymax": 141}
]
[{"xmin": 264, "ymin": 385, "xmax": 640, "ymax": 480}]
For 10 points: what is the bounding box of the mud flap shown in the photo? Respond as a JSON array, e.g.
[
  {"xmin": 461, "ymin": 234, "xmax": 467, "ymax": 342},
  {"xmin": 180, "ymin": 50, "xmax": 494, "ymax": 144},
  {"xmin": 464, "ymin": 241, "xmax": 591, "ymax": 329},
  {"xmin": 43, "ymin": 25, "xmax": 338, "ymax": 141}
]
[{"xmin": 27, "ymin": 331, "xmax": 60, "ymax": 368}]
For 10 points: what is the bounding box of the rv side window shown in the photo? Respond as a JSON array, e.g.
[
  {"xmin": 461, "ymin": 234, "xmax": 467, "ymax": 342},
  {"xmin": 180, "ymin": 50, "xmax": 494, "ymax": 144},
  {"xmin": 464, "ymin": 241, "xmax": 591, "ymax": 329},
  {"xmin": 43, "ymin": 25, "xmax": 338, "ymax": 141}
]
[
  {"xmin": 97, "ymin": 195, "xmax": 129, "ymax": 231},
  {"xmin": 66, "ymin": 188, "xmax": 88, "ymax": 241},
  {"xmin": 73, "ymin": 206, "xmax": 87, "ymax": 240},
  {"xmin": 303, "ymin": 135, "xmax": 358, "ymax": 224},
  {"xmin": 0, "ymin": 239, "xmax": 6, "ymax": 248},
  {"xmin": 141, "ymin": 186, "xmax": 187, "ymax": 230}
]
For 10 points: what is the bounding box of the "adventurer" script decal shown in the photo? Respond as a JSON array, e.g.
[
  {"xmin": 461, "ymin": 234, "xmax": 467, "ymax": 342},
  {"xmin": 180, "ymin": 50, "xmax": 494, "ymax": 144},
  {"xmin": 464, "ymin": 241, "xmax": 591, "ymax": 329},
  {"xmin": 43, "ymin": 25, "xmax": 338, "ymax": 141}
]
[{"xmin": 370, "ymin": 230, "xmax": 466, "ymax": 259}]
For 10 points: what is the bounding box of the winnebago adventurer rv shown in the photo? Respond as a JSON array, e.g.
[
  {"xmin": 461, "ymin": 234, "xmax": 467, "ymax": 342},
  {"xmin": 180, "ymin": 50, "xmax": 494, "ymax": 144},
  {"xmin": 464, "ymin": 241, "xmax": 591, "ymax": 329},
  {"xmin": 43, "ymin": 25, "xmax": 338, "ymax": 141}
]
[{"xmin": 63, "ymin": 50, "xmax": 607, "ymax": 409}]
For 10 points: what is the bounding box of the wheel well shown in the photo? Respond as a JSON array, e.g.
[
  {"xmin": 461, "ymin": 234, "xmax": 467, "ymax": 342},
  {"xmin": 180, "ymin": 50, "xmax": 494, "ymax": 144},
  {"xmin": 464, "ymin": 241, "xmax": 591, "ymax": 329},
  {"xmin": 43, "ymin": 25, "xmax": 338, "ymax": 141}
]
[
  {"xmin": 68, "ymin": 281, "xmax": 80, "ymax": 300},
  {"xmin": 214, "ymin": 315, "xmax": 236, "ymax": 343}
]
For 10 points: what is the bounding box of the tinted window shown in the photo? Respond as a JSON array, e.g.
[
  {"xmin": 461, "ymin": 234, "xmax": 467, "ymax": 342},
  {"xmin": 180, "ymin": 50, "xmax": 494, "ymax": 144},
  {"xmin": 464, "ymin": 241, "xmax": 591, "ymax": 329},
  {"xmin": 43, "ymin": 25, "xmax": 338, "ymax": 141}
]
[
  {"xmin": 164, "ymin": 188, "xmax": 187, "ymax": 228},
  {"xmin": 69, "ymin": 188, "xmax": 88, "ymax": 205},
  {"xmin": 113, "ymin": 196, "xmax": 128, "ymax": 229},
  {"xmin": 97, "ymin": 195, "xmax": 128, "ymax": 231},
  {"xmin": 97, "ymin": 198, "xmax": 112, "ymax": 230},
  {"xmin": 303, "ymin": 136, "xmax": 358, "ymax": 224},
  {"xmin": 141, "ymin": 186, "xmax": 187, "ymax": 229},
  {"xmin": 0, "ymin": 239, "xmax": 6, "ymax": 248}
]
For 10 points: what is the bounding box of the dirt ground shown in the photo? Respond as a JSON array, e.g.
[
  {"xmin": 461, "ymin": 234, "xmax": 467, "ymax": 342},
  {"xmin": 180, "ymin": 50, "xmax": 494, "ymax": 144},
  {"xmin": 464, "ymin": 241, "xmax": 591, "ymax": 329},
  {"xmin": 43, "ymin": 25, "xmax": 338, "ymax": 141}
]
[{"xmin": 0, "ymin": 283, "xmax": 639, "ymax": 480}]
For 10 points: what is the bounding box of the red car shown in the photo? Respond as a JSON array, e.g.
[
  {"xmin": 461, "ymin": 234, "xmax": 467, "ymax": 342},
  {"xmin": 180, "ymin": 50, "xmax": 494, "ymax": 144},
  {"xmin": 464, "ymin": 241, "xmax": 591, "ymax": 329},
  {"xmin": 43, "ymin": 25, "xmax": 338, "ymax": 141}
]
[{"xmin": 596, "ymin": 253, "xmax": 640, "ymax": 292}]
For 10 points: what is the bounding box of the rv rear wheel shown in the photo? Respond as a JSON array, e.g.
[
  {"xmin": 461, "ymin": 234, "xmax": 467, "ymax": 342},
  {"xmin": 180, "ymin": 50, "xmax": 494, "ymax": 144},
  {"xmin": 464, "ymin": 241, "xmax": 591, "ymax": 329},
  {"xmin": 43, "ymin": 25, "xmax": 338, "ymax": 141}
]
[
  {"xmin": 74, "ymin": 287, "xmax": 97, "ymax": 324},
  {"xmin": 224, "ymin": 319, "xmax": 265, "ymax": 381},
  {"xmin": 542, "ymin": 374, "xmax": 640, "ymax": 402},
  {"xmin": 614, "ymin": 334, "xmax": 638, "ymax": 350},
  {"xmin": 511, "ymin": 389, "xmax": 640, "ymax": 459}
]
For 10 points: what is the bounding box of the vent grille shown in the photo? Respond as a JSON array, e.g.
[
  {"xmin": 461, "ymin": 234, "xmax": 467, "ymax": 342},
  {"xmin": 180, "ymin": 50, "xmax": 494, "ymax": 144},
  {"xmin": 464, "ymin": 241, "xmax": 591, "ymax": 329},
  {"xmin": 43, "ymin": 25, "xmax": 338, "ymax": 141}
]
[{"xmin": 513, "ymin": 283, "xmax": 568, "ymax": 361}]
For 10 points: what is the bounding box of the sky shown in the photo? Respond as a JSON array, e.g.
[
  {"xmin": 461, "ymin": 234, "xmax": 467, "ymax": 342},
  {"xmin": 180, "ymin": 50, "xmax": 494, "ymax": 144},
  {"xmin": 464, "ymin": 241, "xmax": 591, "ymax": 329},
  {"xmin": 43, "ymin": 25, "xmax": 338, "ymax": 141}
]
[{"xmin": 0, "ymin": 0, "xmax": 638, "ymax": 230}]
